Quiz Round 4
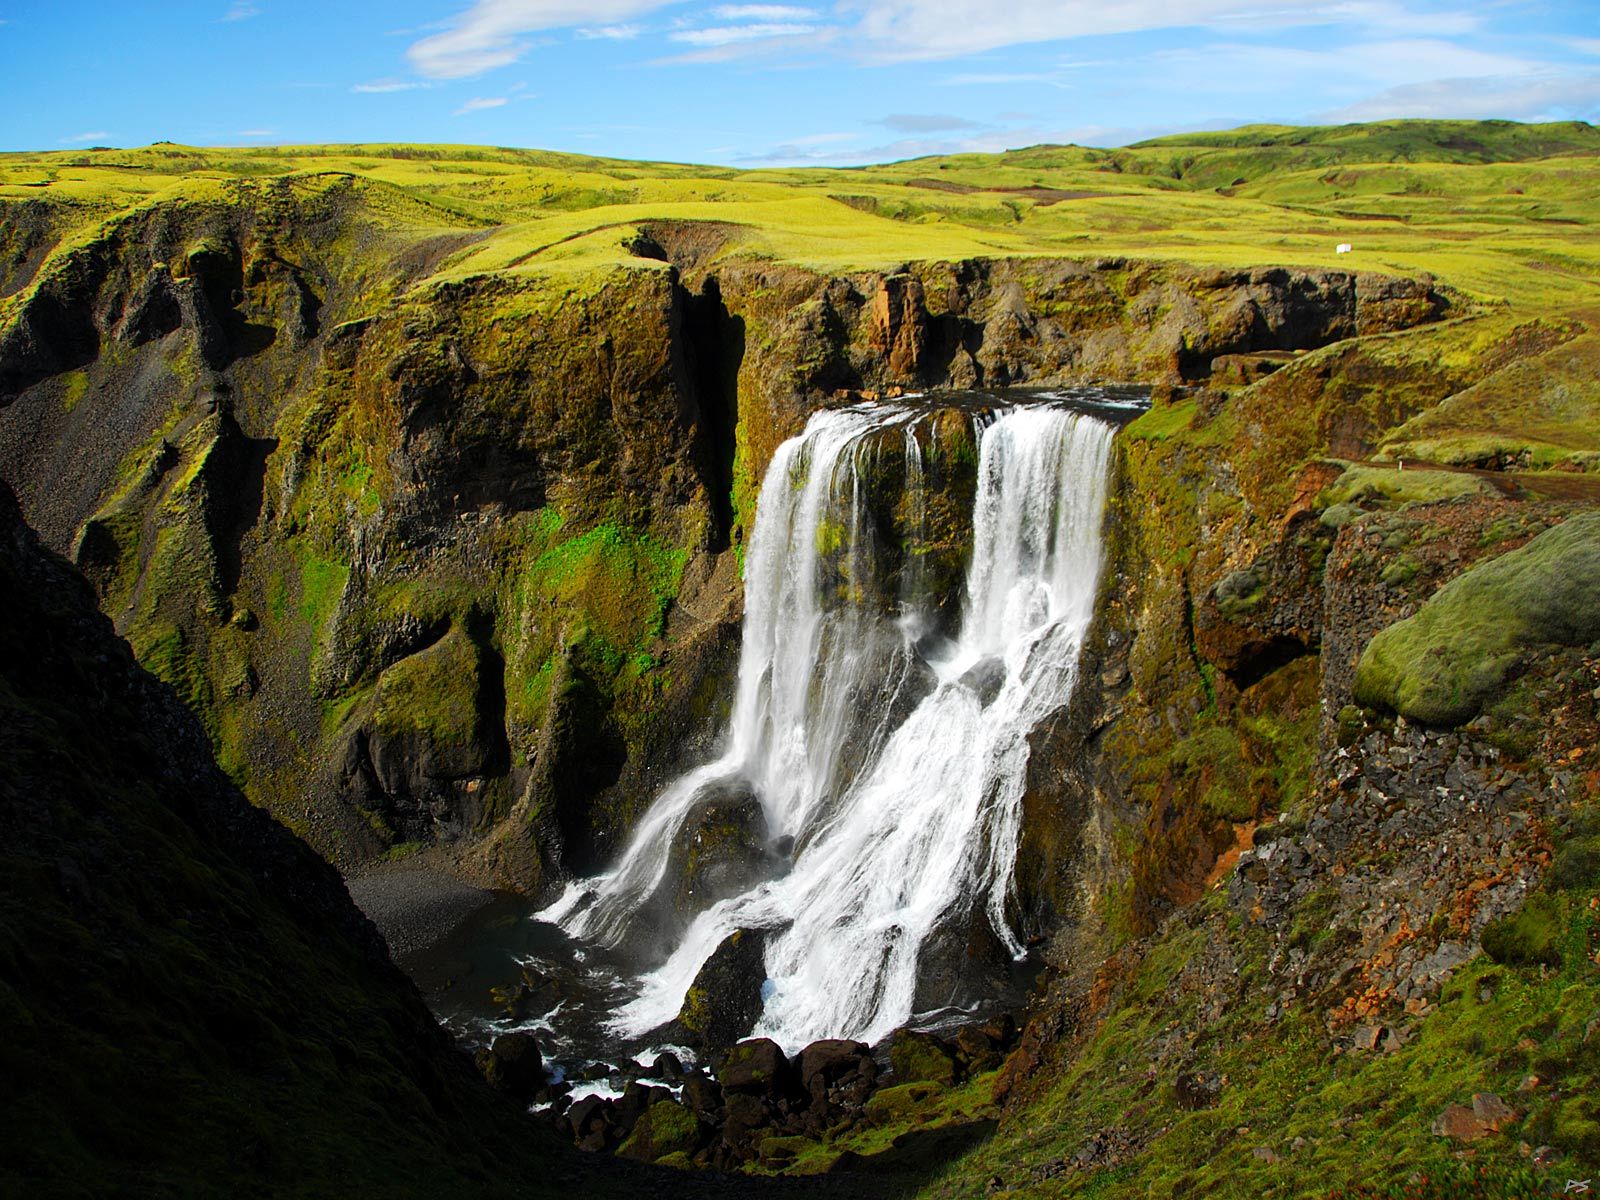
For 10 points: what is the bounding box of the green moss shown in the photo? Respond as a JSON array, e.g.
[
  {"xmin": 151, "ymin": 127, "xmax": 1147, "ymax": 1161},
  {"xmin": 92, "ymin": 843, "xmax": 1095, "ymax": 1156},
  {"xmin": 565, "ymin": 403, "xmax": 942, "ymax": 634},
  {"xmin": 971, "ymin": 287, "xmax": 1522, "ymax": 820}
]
[
  {"xmin": 616, "ymin": 1100, "xmax": 700, "ymax": 1163},
  {"xmin": 866, "ymin": 1080, "xmax": 947, "ymax": 1125},
  {"xmin": 1547, "ymin": 837, "xmax": 1600, "ymax": 893},
  {"xmin": 889, "ymin": 1031, "xmax": 960, "ymax": 1087},
  {"xmin": 1125, "ymin": 399, "xmax": 1198, "ymax": 443},
  {"xmin": 925, "ymin": 879, "xmax": 1600, "ymax": 1200},
  {"xmin": 373, "ymin": 628, "xmax": 481, "ymax": 747},
  {"xmin": 59, "ymin": 370, "xmax": 89, "ymax": 412},
  {"xmin": 1354, "ymin": 512, "xmax": 1600, "ymax": 726},
  {"xmin": 1321, "ymin": 465, "xmax": 1491, "ymax": 508},
  {"xmin": 1482, "ymin": 893, "xmax": 1563, "ymax": 966}
]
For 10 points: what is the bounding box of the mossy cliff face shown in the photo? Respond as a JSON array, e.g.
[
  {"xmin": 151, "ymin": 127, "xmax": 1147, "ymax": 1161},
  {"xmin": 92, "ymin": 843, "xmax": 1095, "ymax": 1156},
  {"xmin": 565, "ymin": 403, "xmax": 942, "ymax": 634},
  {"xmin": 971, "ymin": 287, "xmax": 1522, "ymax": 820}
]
[
  {"xmin": 926, "ymin": 294, "xmax": 1600, "ymax": 1194},
  {"xmin": 0, "ymin": 180, "xmax": 1447, "ymax": 896}
]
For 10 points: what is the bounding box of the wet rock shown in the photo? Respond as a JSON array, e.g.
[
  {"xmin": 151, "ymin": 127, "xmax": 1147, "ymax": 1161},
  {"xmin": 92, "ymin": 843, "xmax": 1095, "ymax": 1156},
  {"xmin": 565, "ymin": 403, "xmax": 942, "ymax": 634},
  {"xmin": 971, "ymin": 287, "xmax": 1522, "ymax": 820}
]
[
  {"xmin": 474, "ymin": 1031, "xmax": 545, "ymax": 1102},
  {"xmin": 681, "ymin": 1072, "xmax": 724, "ymax": 1118},
  {"xmin": 567, "ymin": 1095, "xmax": 610, "ymax": 1143},
  {"xmin": 614, "ymin": 1081, "xmax": 672, "ymax": 1136},
  {"xmin": 676, "ymin": 927, "xmax": 769, "ymax": 1049},
  {"xmin": 799, "ymin": 1038, "xmax": 873, "ymax": 1099},
  {"xmin": 958, "ymin": 656, "xmax": 1008, "ymax": 707},
  {"xmin": 665, "ymin": 782, "xmax": 776, "ymax": 922},
  {"xmin": 716, "ymin": 1037, "xmax": 793, "ymax": 1098},
  {"xmin": 650, "ymin": 1051, "xmax": 685, "ymax": 1083}
]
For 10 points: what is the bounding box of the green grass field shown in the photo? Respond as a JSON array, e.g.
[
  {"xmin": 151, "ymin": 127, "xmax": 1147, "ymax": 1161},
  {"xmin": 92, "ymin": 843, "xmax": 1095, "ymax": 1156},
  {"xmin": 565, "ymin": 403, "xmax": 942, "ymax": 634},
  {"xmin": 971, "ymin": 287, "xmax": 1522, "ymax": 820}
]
[{"xmin": 3, "ymin": 119, "xmax": 1597, "ymax": 315}]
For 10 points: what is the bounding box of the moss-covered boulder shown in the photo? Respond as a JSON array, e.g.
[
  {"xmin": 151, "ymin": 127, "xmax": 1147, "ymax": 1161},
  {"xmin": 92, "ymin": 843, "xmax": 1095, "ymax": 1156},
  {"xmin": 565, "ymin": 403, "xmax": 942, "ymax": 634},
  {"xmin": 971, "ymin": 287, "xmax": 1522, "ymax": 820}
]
[
  {"xmin": 1354, "ymin": 512, "xmax": 1600, "ymax": 727},
  {"xmin": 372, "ymin": 625, "xmax": 486, "ymax": 779},
  {"xmin": 677, "ymin": 927, "xmax": 769, "ymax": 1049},
  {"xmin": 665, "ymin": 783, "xmax": 774, "ymax": 922},
  {"xmin": 888, "ymin": 1028, "xmax": 961, "ymax": 1086},
  {"xmin": 715, "ymin": 1037, "xmax": 793, "ymax": 1097},
  {"xmin": 615, "ymin": 1100, "xmax": 702, "ymax": 1163},
  {"xmin": 864, "ymin": 1080, "xmax": 946, "ymax": 1126}
]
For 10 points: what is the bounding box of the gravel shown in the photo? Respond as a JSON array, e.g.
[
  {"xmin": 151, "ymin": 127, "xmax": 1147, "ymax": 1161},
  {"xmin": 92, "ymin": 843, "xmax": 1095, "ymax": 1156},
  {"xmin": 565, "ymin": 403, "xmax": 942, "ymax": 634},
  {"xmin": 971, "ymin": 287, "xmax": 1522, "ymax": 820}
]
[{"xmin": 345, "ymin": 866, "xmax": 495, "ymax": 960}]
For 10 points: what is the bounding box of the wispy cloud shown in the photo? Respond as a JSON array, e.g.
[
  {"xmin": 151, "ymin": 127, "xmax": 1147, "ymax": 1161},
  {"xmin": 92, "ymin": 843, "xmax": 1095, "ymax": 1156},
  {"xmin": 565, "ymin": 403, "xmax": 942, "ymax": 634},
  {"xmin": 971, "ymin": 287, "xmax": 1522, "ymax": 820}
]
[
  {"xmin": 60, "ymin": 131, "xmax": 110, "ymax": 144},
  {"xmin": 941, "ymin": 71, "xmax": 1073, "ymax": 89},
  {"xmin": 670, "ymin": 22, "xmax": 817, "ymax": 46},
  {"xmin": 840, "ymin": 0, "xmax": 1486, "ymax": 63},
  {"xmin": 1325, "ymin": 70, "xmax": 1600, "ymax": 122},
  {"xmin": 236, "ymin": 128, "xmax": 276, "ymax": 138},
  {"xmin": 454, "ymin": 95, "xmax": 509, "ymax": 114},
  {"xmin": 222, "ymin": 2, "xmax": 260, "ymax": 21},
  {"xmin": 1569, "ymin": 37, "xmax": 1600, "ymax": 58},
  {"xmin": 576, "ymin": 24, "xmax": 643, "ymax": 39},
  {"xmin": 877, "ymin": 112, "xmax": 984, "ymax": 132},
  {"xmin": 711, "ymin": 4, "xmax": 817, "ymax": 17},
  {"xmin": 409, "ymin": 0, "xmax": 675, "ymax": 78},
  {"xmin": 352, "ymin": 78, "xmax": 431, "ymax": 93}
]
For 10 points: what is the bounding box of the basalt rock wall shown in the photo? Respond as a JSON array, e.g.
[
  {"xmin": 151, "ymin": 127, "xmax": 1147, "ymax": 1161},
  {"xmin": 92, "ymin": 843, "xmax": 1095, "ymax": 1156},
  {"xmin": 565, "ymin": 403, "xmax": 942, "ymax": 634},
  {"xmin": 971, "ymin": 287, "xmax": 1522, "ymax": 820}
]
[{"xmin": 0, "ymin": 191, "xmax": 1449, "ymax": 902}]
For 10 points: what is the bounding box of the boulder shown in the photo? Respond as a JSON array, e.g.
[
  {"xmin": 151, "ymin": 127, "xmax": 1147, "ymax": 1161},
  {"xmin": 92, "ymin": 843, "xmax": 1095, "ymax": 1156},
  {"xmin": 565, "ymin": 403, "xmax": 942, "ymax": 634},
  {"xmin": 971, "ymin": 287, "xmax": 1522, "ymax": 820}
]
[
  {"xmin": 614, "ymin": 1081, "xmax": 672, "ymax": 1136},
  {"xmin": 473, "ymin": 1031, "xmax": 544, "ymax": 1102},
  {"xmin": 799, "ymin": 1038, "xmax": 872, "ymax": 1097},
  {"xmin": 716, "ymin": 1037, "xmax": 793, "ymax": 1097},
  {"xmin": 616, "ymin": 1100, "xmax": 702, "ymax": 1163},
  {"xmin": 677, "ymin": 927, "xmax": 769, "ymax": 1048},
  {"xmin": 1355, "ymin": 512, "xmax": 1600, "ymax": 726},
  {"xmin": 681, "ymin": 1072, "xmax": 724, "ymax": 1118},
  {"xmin": 888, "ymin": 1028, "xmax": 960, "ymax": 1086},
  {"xmin": 665, "ymin": 782, "xmax": 776, "ymax": 922}
]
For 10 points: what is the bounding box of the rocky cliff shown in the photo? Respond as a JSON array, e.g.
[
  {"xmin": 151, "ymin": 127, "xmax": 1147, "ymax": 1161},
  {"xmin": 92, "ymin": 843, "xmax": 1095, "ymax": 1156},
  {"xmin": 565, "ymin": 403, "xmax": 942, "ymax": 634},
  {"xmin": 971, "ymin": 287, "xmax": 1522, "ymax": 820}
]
[{"xmin": 0, "ymin": 180, "xmax": 1447, "ymax": 904}]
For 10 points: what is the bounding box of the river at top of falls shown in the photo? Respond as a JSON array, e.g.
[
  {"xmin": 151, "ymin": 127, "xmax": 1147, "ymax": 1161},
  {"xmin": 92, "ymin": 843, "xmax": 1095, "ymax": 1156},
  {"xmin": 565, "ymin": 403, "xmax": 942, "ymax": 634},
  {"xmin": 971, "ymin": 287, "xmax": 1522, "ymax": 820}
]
[{"xmin": 533, "ymin": 391, "xmax": 1121, "ymax": 1054}]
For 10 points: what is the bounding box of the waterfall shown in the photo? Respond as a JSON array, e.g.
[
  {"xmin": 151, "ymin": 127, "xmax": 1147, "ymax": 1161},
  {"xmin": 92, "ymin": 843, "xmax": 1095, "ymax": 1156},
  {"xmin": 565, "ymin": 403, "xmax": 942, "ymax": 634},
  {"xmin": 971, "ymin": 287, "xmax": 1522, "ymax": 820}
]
[{"xmin": 539, "ymin": 400, "xmax": 1115, "ymax": 1051}]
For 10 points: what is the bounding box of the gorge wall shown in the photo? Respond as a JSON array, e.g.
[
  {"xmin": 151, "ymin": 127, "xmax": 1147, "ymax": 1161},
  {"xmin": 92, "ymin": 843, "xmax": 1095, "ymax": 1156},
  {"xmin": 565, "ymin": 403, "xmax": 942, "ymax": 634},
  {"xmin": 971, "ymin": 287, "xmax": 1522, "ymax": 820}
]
[{"xmin": 0, "ymin": 183, "xmax": 1448, "ymax": 923}]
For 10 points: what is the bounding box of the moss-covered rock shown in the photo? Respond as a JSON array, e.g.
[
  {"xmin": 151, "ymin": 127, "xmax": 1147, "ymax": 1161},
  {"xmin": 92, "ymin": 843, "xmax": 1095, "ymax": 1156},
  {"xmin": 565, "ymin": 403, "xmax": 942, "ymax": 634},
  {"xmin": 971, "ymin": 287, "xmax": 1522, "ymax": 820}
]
[
  {"xmin": 677, "ymin": 927, "xmax": 768, "ymax": 1049},
  {"xmin": 864, "ymin": 1080, "xmax": 947, "ymax": 1126},
  {"xmin": 888, "ymin": 1028, "xmax": 961, "ymax": 1087},
  {"xmin": 616, "ymin": 1100, "xmax": 702, "ymax": 1162},
  {"xmin": 1354, "ymin": 512, "xmax": 1600, "ymax": 726},
  {"xmin": 1481, "ymin": 893, "xmax": 1564, "ymax": 966}
]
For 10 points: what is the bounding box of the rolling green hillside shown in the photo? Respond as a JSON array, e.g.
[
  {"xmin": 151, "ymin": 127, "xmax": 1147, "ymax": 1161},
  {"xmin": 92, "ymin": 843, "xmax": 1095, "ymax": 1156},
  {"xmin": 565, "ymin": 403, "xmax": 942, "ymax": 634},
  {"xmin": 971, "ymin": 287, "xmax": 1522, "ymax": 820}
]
[{"xmin": 2, "ymin": 119, "xmax": 1596, "ymax": 307}]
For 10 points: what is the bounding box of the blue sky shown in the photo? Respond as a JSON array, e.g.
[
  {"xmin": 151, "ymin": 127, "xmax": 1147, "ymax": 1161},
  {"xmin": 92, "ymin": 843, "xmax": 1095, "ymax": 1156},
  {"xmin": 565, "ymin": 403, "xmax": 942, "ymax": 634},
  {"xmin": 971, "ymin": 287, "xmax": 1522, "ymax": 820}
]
[{"xmin": 1, "ymin": 1, "xmax": 1596, "ymax": 164}]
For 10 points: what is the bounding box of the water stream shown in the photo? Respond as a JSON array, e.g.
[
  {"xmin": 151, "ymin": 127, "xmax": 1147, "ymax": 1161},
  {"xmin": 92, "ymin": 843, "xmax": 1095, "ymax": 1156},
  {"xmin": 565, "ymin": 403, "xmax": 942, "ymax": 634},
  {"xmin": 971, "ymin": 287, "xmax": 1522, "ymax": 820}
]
[{"xmin": 533, "ymin": 391, "xmax": 1124, "ymax": 1053}]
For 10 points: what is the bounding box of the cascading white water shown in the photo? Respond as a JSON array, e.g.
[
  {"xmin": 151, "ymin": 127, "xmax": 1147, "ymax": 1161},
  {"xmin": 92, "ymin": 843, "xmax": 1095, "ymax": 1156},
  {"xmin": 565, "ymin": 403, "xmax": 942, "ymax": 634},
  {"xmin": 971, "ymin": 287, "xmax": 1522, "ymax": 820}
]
[{"xmin": 539, "ymin": 400, "xmax": 1115, "ymax": 1051}]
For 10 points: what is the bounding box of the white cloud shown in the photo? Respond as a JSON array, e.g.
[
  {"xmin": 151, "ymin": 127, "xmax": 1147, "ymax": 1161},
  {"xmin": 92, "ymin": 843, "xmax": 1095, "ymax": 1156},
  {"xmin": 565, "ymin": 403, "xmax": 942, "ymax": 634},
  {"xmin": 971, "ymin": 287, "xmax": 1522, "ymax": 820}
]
[
  {"xmin": 1325, "ymin": 71, "xmax": 1600, "ymax": 122},
  {"xmin": 352, "ymin": 78, "xmax": 429, "ymax": 93},
  {"xmin": 711, "ymin": 4, "xmax": 816, "ymax": 17},
  {"xmin": 409, "ymin": 0, "xmax": 675, "ymax": 77},
  {"xmin": 60, "ymin": 131, "xmax": 110, "ymax": 144},
  {"xmin": 236, "ymin": 129, "xmax": 276, "ymax": 138},
  {"xmin": 576, "ymin": 23, "xmax": 643, "ymax": 38},
  {"xmin": 836, "ymin": 0, "xmax": 1484, "ymax": 63},
  {"xmin": 941, "ymin": 71, "xmax": 1073, "ymax": 88},
  {"xmin": 454, "ymin": 95, "xmax": 509, "ymax": 114},
  {"xmin": 1143, "ymin": 38, "xmax": 1538, "ymax": 98},
  {"xmin": 878, "ymin": 112, "xmax": 984, "ymax": 132},
  {"xmin": 670, "ymin": 21, "xmax": 816, "ymax": 45},
  {"xmin": 1569, "ymin": 37, "xmax": 1600, "ymax": 58},
  {"xmin": 223, "ymin": 2, "xmax": 260, "ymax": 20}
]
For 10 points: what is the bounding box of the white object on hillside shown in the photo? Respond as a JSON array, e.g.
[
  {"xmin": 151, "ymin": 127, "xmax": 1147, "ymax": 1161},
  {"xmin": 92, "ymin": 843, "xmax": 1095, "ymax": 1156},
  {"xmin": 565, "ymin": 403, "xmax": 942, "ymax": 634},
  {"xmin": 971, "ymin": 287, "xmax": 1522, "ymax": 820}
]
[{"xmin": 1336, "ymin": 243, "xmax": 1353, "ymax": 254}]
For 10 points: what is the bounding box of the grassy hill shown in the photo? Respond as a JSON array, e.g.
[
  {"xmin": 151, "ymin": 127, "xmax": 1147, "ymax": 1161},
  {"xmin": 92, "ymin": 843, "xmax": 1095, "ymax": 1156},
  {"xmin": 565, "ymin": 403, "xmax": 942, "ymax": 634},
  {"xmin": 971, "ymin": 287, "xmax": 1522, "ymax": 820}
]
[{"xmin": 2, "ymin": 119, "xmax": 1597, "ymax": 308}]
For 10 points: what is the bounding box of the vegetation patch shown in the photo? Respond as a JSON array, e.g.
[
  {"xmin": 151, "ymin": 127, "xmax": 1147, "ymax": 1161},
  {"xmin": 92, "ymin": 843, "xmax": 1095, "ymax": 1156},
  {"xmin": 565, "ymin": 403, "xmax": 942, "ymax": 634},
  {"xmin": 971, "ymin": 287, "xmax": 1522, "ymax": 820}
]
[{"xmin": 1354, "ymin": 512, "xmax": 1600, "ymax": 726}]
